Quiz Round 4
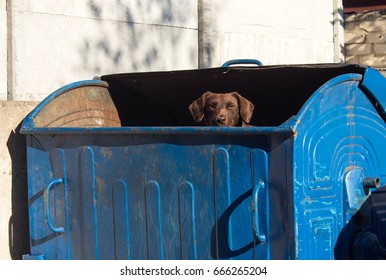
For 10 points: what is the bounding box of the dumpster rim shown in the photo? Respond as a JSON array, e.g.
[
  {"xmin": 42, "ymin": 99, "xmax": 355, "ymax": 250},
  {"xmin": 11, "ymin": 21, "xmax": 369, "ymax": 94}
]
[
  {"xmin": 100, "ymin": 63, "xmax": 366, "ymax": 79},
  {"xmin": 21, "ymin": 63, "xmax": 369, "ymax": 135},
  {"xmin": 19, "ymin": 125, "xmax": 295, "ymax": 136},
  {"xmin": 292, "ymin": 73, "xmax": 364, "ymax": 131},
  {"xmin": 20, "ymin": 79, "xmax": 109, "ymax": 132}
]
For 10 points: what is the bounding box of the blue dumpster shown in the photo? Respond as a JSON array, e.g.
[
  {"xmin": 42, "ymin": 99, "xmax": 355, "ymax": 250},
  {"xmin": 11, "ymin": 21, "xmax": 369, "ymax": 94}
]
[{"xmin": 21, "ymin": 63, "xmax": 386, "ymax": 260}]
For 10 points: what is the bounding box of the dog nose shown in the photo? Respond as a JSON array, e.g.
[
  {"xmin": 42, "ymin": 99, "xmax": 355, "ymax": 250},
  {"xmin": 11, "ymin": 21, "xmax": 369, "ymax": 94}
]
[{"xmin": 216, "ymin": 114, "xmax": 226, "ymax": 123}]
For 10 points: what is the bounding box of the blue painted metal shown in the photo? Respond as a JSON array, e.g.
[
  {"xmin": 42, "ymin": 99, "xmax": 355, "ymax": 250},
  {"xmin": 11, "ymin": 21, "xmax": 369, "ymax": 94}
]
[
  {"xmin": 46, "ymin": 178, "xmax": 65, "ymax": 233},
  {"xmin": 250, "ymin": 149, "xmax": 270, "ymax": 259},
  {"xmin": 22, "ymin": 254, "xmax": 45, "ymax": 260},
  {"xmin": 360, "ymin": 67, "xmax": 386, "ymax": 121},
  {"xmin": 252, "ymin": 180, "xmax": 266, "ymax": 242},
  {"xmin": 21, "ymin": 64, "xmax": 386, "ymax": 260},
  {"xmin": 222, "ymin": 59, "xmax": 263, "ymax": 67},
  {"xmin": 292, "ymin": 71, "xmax": 386, "ymax": 259}
]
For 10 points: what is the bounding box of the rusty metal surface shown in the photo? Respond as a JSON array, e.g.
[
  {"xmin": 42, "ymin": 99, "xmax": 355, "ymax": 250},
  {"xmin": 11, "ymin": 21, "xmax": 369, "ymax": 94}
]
[{"xmin": 33, "ymin": 83, "xmax": 121, "ymax": 128}]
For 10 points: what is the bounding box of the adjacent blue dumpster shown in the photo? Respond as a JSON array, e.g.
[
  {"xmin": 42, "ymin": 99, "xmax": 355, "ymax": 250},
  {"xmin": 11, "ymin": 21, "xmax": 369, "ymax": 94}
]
[{"xmin": 21, "ymin": 63, "xmax": 386, "ymax": 260}]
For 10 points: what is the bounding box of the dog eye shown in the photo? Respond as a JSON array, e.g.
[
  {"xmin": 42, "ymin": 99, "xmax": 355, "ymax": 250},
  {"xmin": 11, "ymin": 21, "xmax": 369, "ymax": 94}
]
[
  {"xmin": 207, "ymin": 102, "xmax": 217, "ymax": 110},
  {"xmin": 227, "ymin": 102, "xmax": 236, "ymax": 109}
]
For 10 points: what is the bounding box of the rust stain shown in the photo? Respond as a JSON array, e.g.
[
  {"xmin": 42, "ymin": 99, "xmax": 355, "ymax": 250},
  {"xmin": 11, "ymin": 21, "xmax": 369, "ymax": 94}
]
[
  {"xmin": 344, "ymin": 165, "xmax": 358, "ymax": 173},
  {"xmin": 101, "ymin": 147, "xmax": 113, "ymax": 160},
  {"xmin": 34, "ymin": 85, "xmax": 121, "ymax": 128}
]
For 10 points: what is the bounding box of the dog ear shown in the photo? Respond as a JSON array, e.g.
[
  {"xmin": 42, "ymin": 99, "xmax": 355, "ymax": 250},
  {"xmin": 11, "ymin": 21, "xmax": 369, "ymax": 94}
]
[
  {"xmin": 233, "ymin": 92, "xmax": 254, "ymax": 123},
  {"xmin": 189, "ymin": 92, "xmax": 213, "ymax": 123}
]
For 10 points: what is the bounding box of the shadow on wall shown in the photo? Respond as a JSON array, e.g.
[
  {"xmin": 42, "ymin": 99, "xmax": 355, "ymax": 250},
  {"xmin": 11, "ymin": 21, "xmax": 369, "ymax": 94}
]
[
  {"xmin": 80, "ymin": 0, "xmax": 198, "ymax": 74},
  {"xmin": 332, "ymin": 5, "xmax": 345, "ymax": 61},
  {"xmin": 7, "ymin": 123, "xmax": 30, "ymax": 259}
]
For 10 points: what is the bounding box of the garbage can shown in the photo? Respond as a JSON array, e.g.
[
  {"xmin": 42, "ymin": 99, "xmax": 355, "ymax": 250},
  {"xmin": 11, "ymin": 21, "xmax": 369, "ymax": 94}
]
[{"xmin": 21, "ymin": 62, "xmax": 386, "ymax": 260}]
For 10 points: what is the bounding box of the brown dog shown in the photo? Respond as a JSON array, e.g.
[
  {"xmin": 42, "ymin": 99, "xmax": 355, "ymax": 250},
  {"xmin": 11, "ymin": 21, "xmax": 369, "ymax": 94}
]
[{"xmin": 188, "ymin": 91, "xmax": 254, "ymax": 126}]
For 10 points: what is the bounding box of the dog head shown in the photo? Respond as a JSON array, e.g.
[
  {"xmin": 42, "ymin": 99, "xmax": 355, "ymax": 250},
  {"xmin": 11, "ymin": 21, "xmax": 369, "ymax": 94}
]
[{"xmin": 188, "ymin": 91, "xmax": 254, "ymax": 126}]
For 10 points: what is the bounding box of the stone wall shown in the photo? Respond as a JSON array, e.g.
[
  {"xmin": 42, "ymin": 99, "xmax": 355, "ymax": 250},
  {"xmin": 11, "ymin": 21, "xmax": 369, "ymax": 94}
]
[{"xmin": 345, "ymin": 9, "xmax": 386, "ymax": 69}]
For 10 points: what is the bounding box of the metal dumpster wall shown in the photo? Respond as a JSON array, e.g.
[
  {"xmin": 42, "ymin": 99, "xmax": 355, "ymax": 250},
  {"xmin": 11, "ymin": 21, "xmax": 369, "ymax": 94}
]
[
  {"xmin": 23, "ymin": 64, "xmax": 386, "ymax": 260},
  {"xmin": 25, "ymin": 130, "xmax": 293, "ymax": 260},
  {"xmin": 292, "ymin": 73, "xmax": 386, "ymax": 259}
]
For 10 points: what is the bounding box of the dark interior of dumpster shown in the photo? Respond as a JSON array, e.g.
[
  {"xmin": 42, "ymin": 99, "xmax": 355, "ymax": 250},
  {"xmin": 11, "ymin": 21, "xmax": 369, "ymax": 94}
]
[{"xmin": 101, "ymin": 64, "xmax": 366, "ymax": 127}]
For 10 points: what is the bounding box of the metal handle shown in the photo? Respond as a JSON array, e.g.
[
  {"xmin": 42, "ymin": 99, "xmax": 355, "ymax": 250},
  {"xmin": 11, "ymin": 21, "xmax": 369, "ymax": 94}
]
[
  {"xmin": 363, "ymin": 177, "xmax": 380, "ymax": 195},
  {"xmin": 45, "ymin": 178, "xmax": 65, "ymax": 233},
  {"xmin": 252, "ymin": 180, "xmax": 266, "ymax": 243},
  {"xmin": 222, "ymin": 59, "xmax": 263, "ymax": 68}
]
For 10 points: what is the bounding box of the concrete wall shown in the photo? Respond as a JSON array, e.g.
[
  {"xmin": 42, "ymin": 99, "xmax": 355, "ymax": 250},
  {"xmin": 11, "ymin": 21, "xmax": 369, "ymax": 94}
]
[
  {"xmin": 0, "ymin": 101, "xmax": 38, "ymax": 260},
  {"xmin": 345, "ymin": 9, "xmax": 386, "ymax": 68},
  {"xmin": 0, "ymin": 1, "xmax": 6, "ymax": 100},
  {"xmin": 199, "ymin": 0, "xmax": 344, "ymax": 68},
  {"xmin": 7, "ymin": 0, "xmax": 198, "ymax": 101},
  {"xmin": 1, "ymin": 0, "xmax": 343, "ymax": 259},
  {"xmin": 2, "ymin": 0, "xmax": 344, "ymax": 102}
]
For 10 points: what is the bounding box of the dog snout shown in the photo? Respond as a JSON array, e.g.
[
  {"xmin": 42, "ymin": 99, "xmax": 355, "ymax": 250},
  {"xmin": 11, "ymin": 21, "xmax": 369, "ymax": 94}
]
[{"xmin": 216, "ymin": 114, "xmax": 227, "ymax": 124}]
